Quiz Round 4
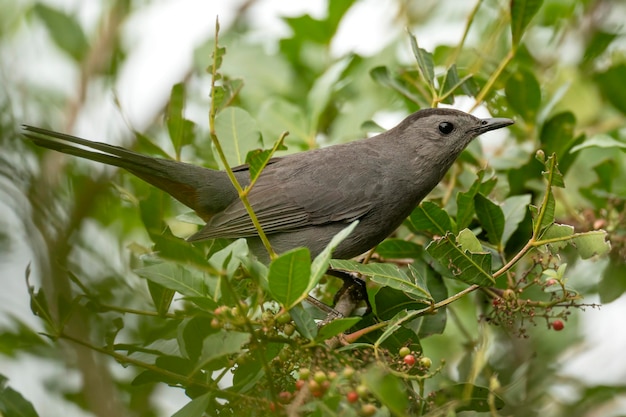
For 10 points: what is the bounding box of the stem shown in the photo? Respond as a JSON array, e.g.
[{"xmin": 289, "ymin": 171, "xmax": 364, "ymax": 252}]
[{"xmin": 207, "ymin": 17, "xmax": 276, "ymax": 260}]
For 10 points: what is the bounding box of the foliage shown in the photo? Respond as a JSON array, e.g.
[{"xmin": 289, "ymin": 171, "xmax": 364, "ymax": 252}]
[{"xmin": 1, "ymin": 0, "xmax": 626, "ymax": 416}]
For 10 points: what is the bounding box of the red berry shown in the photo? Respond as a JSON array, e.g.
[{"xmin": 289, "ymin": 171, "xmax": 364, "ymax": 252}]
[
  {"xmin": 346, "ymin": 391, "xmax": 359, "ymax": 403},
  {"xmin": 552, "ymin": 320, "xmax": 564, "ymax": 331},
  {"xmin": 278, "ymin": 391, "xmax": 292, "ymax": 404},
  {"xmin": 295, "ymin": 379, "xmax": 305, "ymax": 390},
  {"xmin": 403, "ymin": 354, "xmax": 416, "ymax": 366},
  {"xmin": 546, "ymin": 279, "xmax": 558, "ymax": 286}
]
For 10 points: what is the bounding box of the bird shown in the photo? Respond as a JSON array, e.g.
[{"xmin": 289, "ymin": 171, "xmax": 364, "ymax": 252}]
[{"xmin": 23, "ymin": 108, "xmax": 514, "ymax": 263}]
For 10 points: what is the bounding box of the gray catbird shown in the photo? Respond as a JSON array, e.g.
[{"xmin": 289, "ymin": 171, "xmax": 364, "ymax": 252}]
[{"xmin": 23, "ymin": 108, "xmax": 513, "ymax": 262}]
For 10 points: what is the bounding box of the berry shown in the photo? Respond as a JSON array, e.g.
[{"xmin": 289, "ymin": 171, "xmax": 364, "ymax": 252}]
[
  {"xmin": 283, "ymin": 324, "xmax": 296, "ymax": 336},
  {"xmin": 278, "ymin": 391, "xmax": 292, "ymax": 404},
  {"xmin": 546, "ymin": 279, "xmax": 558, "ymax": 286},
  {"xmin": 399, "ymin": 346, "xmax": 411, "ymax": 357},
  {"xmin": 356, "ymin": 384, "xmax": 368, "ymax": 397},
  {"xmin": 308, "ymin": 379, "xmax": 321, "ymax": 393},
  {"xmin": 502, "ymin": 289, "xmax": 516, "ymax": 300},
  {"xmin": 360, "ymin": 403, "xmax": 377, "ymax": 416},
  {"xmin": 313, "ymin": 370, "xmax": 327, "ymax": 383},
  {"xmin": 419, "ymin": 357, "xmax": 432, "ymax": 368},
  {"xmin": 210, "ymin": 318, "xmax": 221, "ymax": 329},
  {"xmin": 295, "ymin": 379, "xmax": 305, "ymax": 390},
  {"xmin": 346, "ymin": 391, "xmax": 359, "ymax": 403},
  {"xmin": 552, "ymin": 320, "xmax": 565, "ymax": 331},
  {"xmin": 299, "ymin": 368, "xmax": 310, "ymax": 380},
  {"xmin": 403, "ymin": 354, "xmax": 416, "ymax": 366},
  {"xmin": 343, "ymin": 367, "xmax": 355, "ymax": 379},
  {"xmin": 277, "ymin": 312, "xmax": 292, "ymax": 324}
]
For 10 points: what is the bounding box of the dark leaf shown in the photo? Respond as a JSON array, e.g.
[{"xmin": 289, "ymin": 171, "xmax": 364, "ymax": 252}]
[
  {"xmin": 505, "ymin": 69, "xmax": 541, "ymax": 120},
  {"xmin": 431, "ymin": 383, "xmax": 505, "ymax": 412},
  {"xmin": 0, "ymin": 374, "xmax": 39, "ymax": 417},
  {"xmin": 363, "ymin": 365, "xmax": 409, "ymax": 415},
  {"xmin": 474, "ymin": 194, "xmax": 505, "ymax": 247},
  {"xmin": 407, "ymin": 201, "xmax": 454, "ymax": 236},
  {"xmin": 33, "ymin": 3, "xmax": 88, "ymax": 61},
  {"xmin": 510, "ymin": 0, "xmax": 544, "ymax": 47},
  {"xmin": 268, "ymin": 248, "xmax": 311, "ymax": 309}
]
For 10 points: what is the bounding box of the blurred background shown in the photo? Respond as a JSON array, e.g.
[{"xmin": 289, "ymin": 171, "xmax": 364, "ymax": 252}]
[{"xmin": 1, "ymin": 0, "xmax": 626, "ymax": 416}]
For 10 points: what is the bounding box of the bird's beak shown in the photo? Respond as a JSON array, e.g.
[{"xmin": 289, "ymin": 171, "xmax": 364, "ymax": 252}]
[{"xmin": 475, "ymin": 117, "xmax": 515, "ymax": 135}]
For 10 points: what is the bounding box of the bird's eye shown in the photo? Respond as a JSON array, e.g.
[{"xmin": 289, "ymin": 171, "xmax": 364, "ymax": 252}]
[{"xmin": 439, "ymin": 122, "xmax": 454, "ymax": 135}]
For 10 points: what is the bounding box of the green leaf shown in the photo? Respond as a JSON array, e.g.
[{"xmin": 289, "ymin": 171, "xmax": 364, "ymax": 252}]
[
  {"xmin": 147, "ymin": 280, "xmax": 175, "ymax": 316},
  {"xmin": 245, "ymin": 141, "xmax": 287, "ymax": 183},
  {"xmin": 330, "ymin": 260, "xmax": 432, "ymax": 302},
  {"xmin": 510, "ymin": 0, "xmax": 544, "ymax": 47},
  {"xmin": 501, "ymin": 194, "xmax": 531, "ymax": 246},
  {"xmin": 457, "ymin": 228, "xmax": 483, "ymax": 253},
  {"xmin": 594, "ymin": 63, "xmax": 626, "ymax": 115},
  {"xmin": 375, "ymin": 239, "xmax": 423, "ymax": 259},
  {"xmin": 316, "ymin": 317, "xmax": 361, "ymax": 342},
  {"xmin": 289, "ymin": 304, "xmax": 317, "ymax": 340},
  {"xmin": 172, "ymin": 392, "xmax": 211, "ymax": 417},
  {"xmin": 208, "ymin": 238, "xmax": 249, "ymax": 277},
  {"xmin": 179, "ymin": 316, "xmax": 218, "ymax": 362},
  {"xmin": 474, "ymin": 194, "xmax": 505, "ymax": 247},
  {"xmin": 134, "ymin": 131, "xmax": 171, "ymax": 158},
  {"xmin": 530, "ymin": 191, "xmax": 555, "ymax": 234},
  {"xmin": 308, "ymin": 56, "xmax": 352, "ymax": 127},
  {"xmin": 408, "ymin": 31, "xmax": 435, "ymax": 88},
  {"xmin": 599, "ymin": 261, "xmax": 626, "ymax": 303},
  {"xmin": 531, "ymin": 153, "xmax": 562, "ymax": 236},
  {"xmin": 208, "ymin": 44, "xmax": 226, "ymax": 74},
  {"xmin": 135, "ymin": 263, "xmax": 213, "ymax": 298},
  {"xmin": 309, "ymin": 221, "xmax": 359, "ymax": 295},
  {"xmin": 440, "ymin": 64, "xmax": 464, "ymax": 104},
  {"xmin": 407, "ymin": 201, "xmax": 454, "ymax": 235},
  {"xmin": 196, "ymin": 331, "xmax": 250, "ymax": 371},
  {"xmin": 33, "ymin": 3, "xmax": 88, "ymax": 61},
  {"xmin": 409, "ymin": 266, "xmax": 447, "ymax": 338},
  {"xmin": 257, "ymin": 98, "xmax": 310, "ymax": 145},
  {"xmin": 268, "ymin": 248, "xmax": 311, "ymax": 309},
  {"xmin": 570, "ymin": 134, "xmax": 626, "ymax": 153},
  {"xmin": 541, "ymin": 223, "xmax": 611, "ymax": 259},
  {"xmin": 426, "ymin": 232, "xmax": 494, "ymax": 286},
  {"xmin": 456, "ymin": 171, "xmax": 486, "ymax": 231},
  {"xmin": 370, "ymin": 66, "xmax": 427, "ymax": 107},
  {"xmin": 505, "ymin": 69, "xmax": 541, "ymax": 120},
  {"xmin": 373, "ymin": 287, "xmax": 430, "ymax": 321},
  {"xmin": 166, "ymin": 83, "xmax": 196, "ymax": 157},
  {"xmin": 0, "ymin": 374, "xmax": 39, "ymax": 417},
  {"xmin": 431, "ymin": 383, "xmax": 505, "ymax": 412},
  {"xmin": 583, "ymin": 30, "xmax": 619, "ymax": 65},
  {"xmin": 363, "ymin": 365, "xmax": 409, "ymax": 417},
  {"xmin": 540, "ymin": 112, "xmax": 580, "ymax": 174},
  {"xmin": 214, "ymin": 107, "xmax": 261, "ymax": 168}
]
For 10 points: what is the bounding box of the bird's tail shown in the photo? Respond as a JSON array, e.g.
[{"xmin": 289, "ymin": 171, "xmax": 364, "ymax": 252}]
[{"xmin": 22, "ymin": 125, "xmax": 233, "ymax": 219}]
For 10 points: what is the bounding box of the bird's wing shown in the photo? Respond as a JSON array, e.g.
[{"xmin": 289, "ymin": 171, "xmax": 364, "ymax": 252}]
[{"xmin": 188, "ymin": 148, "xmax": 381, "ymax": 240}]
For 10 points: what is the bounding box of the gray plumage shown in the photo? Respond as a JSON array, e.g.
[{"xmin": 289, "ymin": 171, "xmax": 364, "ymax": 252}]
[{"xmin": 23, "ymin": 108, "xmax": 513, "ymax": 262}]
